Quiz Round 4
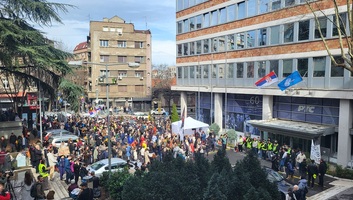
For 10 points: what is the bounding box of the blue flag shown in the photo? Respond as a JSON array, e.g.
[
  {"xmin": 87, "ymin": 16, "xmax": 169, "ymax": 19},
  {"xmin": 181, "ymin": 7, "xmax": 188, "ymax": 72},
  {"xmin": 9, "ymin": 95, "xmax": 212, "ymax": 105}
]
[{"xmin": 278, "ymin": 71, "xmax": 303, "ymax": 91}]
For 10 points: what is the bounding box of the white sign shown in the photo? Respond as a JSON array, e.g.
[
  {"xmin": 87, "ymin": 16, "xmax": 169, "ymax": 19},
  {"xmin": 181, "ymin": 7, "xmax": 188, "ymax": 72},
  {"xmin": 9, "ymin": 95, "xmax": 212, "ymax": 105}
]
[
  {"xmin": 310, "ymin": 139, "xmax": 321, "ymax": 164},
  {"xmin": 298, "ymin": 105, "xmax": 315, "ymax": 113}
]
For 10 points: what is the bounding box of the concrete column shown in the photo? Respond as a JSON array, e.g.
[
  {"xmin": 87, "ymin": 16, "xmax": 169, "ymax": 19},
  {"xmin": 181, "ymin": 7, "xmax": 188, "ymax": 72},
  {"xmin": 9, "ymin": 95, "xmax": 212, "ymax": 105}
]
[
  {"xmin": 180, "ymin": 92, "xmax": 187, "ymax": 118},
  {"xmin": 214, "ymin": 93, "xmax": 223, "ymax": 131},
  {"xmin": 262, "ymin": 95, "xmax": 273, "ymax": 120},
  {"xmin": 337, "ymin": 99, "xmax": 353, "ymax": 167}
]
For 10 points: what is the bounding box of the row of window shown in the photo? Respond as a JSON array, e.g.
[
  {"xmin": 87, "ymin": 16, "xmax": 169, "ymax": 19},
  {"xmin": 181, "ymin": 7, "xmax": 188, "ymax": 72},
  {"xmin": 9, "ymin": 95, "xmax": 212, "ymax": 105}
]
[
  {"xmin": 100, "ymin": 40, "xmax": 144, "ymax": 48},
  {"xmin": 177, "ymin": 13, "xmax": 347, "ymax": 56},
  {"xmin": 177, "ymin": 0, "xmax": 311, "ymax": 34},
  {"xmin": 177, "ymin": 0, "xmax": 208, "ymax": 12},
  {"xmin": 177, "ymin": 56, "xmax": 345, "ymax": 79},
  {"xmin": 99, "ymin": 55, "xmax": 145, "ymax": 63},
  {"xmin": 99, "ymin": 70, "xmax": 144, "ymax": 78},
  {"xmin": 95, "ymin": 85, "xmax": 145, "ymax": 93}
]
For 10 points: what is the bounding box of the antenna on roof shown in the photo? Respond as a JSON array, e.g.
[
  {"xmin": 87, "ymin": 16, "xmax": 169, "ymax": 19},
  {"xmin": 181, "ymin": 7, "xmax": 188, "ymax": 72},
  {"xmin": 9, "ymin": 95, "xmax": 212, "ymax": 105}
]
[{"xmin": 144, "ymin": 16, "xmax": 148, "ymax": 30}]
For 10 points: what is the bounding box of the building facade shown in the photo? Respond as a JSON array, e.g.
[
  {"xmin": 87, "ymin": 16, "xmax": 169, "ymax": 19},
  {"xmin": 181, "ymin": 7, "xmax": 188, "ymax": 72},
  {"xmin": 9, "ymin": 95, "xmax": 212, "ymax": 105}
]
[
  {"xmin": 87, "ymin": 16, "xmax": 152, "ymax": 111},
  {"xmin": 71, "ymin": 42, "xmax": 89, "ymax": 92},
  {"xmin": 173, "ymin": 0, "xmax": 353, "ymax": 167}
]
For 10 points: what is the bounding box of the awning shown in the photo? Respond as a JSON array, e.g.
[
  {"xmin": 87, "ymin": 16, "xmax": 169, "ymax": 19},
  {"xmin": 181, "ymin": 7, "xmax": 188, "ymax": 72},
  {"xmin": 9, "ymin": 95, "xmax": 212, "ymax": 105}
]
[{"xmin": 248, "ymin": 119, "xmax": 336, "ymax": 140}]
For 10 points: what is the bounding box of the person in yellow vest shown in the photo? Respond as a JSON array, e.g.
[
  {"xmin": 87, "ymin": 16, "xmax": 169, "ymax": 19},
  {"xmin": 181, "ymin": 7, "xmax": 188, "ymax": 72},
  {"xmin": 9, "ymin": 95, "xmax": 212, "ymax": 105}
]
[
  {"xmin": 272, "ymin": 140, "xmax": 279, "ymax": 155},
  {"xmin": 267, "ymin": 139, "xmax": 273, "ymax": 160},
  {"xmin": 237, "ymin": 136, "xmax": 243, "ymax": 152},
  {"xmin": 38, "ymin": 159, "xmax": 50, "ymax": 190},
  {"xmin": 246, "ymin": 137, "xmax": 252, "ymax": 153},
  {"xmin": 257, "ymin": 140, "xmax": 263, "ymax": 158},
  {"xmin": 261, "ymin": 140, "xmax": 268, "ymax": 160}
]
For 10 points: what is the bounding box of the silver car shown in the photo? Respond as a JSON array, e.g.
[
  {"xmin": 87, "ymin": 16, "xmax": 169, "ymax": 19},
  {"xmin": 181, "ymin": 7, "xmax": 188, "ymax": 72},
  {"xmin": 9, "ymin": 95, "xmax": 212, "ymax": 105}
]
[{"xmin": 87, "ymin": 158, "xmax": 128, "ymax": 177}]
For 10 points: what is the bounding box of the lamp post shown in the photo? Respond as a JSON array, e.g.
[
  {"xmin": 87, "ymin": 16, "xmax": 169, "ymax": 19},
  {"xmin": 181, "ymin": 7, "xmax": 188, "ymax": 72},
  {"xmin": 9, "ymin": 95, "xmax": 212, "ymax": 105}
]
[{"xmin": 72, "ymin": 61, "xmax": 140, "ymax": 175}]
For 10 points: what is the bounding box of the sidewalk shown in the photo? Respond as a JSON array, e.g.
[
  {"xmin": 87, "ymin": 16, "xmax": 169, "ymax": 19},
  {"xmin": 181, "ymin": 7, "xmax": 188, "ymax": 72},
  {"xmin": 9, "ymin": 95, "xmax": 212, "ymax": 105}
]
[{"xmin": 308, "ymin": 178, "xmax": 353, "ymax": 200}]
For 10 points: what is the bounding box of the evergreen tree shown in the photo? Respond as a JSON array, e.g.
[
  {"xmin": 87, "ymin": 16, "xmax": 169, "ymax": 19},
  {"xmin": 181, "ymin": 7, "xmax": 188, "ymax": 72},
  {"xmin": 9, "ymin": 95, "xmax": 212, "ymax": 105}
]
[
  {"xmin": 203, "ymin": 173, "xmax": 227, "ymax": 200},
  {"xmin": 171, "ymin": 103, "xmax": 180, "ymax": 122}
]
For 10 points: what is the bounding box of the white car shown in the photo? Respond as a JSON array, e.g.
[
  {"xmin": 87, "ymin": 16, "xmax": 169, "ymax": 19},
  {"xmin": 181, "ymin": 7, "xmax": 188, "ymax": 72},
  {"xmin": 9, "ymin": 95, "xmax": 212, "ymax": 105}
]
[
  {"xmin": 87, "ymin": 158, "xmax": 127, "ymax": 177},
  {"xmin": 134, "ymin": 112, "xmax": 149, "ymax": 119},
  {"xmin": 150, "ymin": 108, "xmax": 166, "ymax": 115}
]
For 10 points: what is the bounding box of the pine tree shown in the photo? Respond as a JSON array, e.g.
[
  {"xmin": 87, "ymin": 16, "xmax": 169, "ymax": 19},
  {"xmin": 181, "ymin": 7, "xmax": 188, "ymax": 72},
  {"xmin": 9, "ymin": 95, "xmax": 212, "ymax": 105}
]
[{"xmin": 171, "ymin": 103, "xmax": 180, "ymax": 122}]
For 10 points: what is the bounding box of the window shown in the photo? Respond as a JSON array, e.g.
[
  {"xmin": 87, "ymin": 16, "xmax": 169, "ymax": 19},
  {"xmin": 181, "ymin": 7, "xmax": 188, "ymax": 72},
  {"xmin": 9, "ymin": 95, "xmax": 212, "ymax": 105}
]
[
  {"xmin": 331, "ymin": 56, "xmax": 344, "ymax": 77},
  {"xmin": 237, "ymin": 2, "xmax": 245, "ymax": 19},
  {"xmin": 218, "ymin": 64, "xmax": 224, "ymax": 78},
  {"xmin": 272, "ymin": 0, "xmax": 281, "ymax": 10},
  {"xmin": 219, "ymin": 7, "xmax": 227, "ymax": 24},
  {"xmin": 284, "ymin": 23, "xmax": 294, "ymax": 43},
  {"xmin": 203, "ymin": 65, "xmax": 209, "ymax": 78},
  {"xmin": 118, "ymin": 85, "xmax": 127, "ymax": 92},
  {"xmin": 118, "ymin": 56, "xmax": 127, "ymax": 63},
  {"xmin": 203, "ymin": 13, "xmax": 210, "ymax": 28},
  {"xmin": 298, "ymin": 20, "xmax": 310, "ymax": 41},
  {"xmin": 237, "ymin": 33, "xmax": 245, "ymax": 49},
  {"xmin": 315, "ymin": 17, "xmax": 327, "ymax": 39},
  {"xmin": 247, "ymin": 62, "xmax": 254, "ymax": 78},
  {"xmin": 135, "ymin": 85, "xmax": 144, "ymax": 92},
  {"xmin": 110, "ymin": 28, "xmax": 116, "ymax": 32},
  {"xmin": 297, "ymin": 58, "xmax": 308, "ymax": 77},
  {"xmin": 196, "ymin": 15, "xmax": 202, "ymax": 29},
  {"xmin": 183, "ymin": 19, "xmax": 189, "ymax": 32},
  {"xmin": 134, "ymin": 56, "xmax": 144, "ymax": 63},
  {"xmin": 184, "ymin": 66, "xmax": 189, "ymax": 78},
  {"xmin": 212, "ymin": 64, "xmax": 217, "ymax": 78},
  {"xmin": 285, "ymin": 0, "xmax": 295, "ymax": 7},
  {"xmin": 177, "ymin": 0, "xmax": 183, "ymax": 11},
  {"xmin": 100, "ymin": 70, "xmax": 110, "ymax": 77},
  {"xmin": 248, "ymin": 0, "xmax": 257, "ymax": 17},
  {"xmin": 178, "ymin": 67, "xmax": 182, "ymax": 78},
  {"xmin": 203, "ymin": 39, "xmax": 209, "ymax": 53},
  {"xmin": 135, "ymin": 41, "xmax": 143, "ymax": 48},
  {"xmin": 118, "ymin": 71, "xmax": 127, "ymax": 77},
  {"xmin": 103, "ymin": 27, "xmax": 109, "ymax": 32},
  {"xmin": 258, "ymin": 28, "xmax": 267, "ymax": 46},
  {"xmin": 211, "ymin": 38, "xmax": 218, "ymax": 52},
  {"xmin": 190, "ymin": 66, "xmax": 195, "ymax": 78},
  {"xmin": 196, "ymin": 66, "xmax": 201, "ymax": 78},
  {"xmin": 218, "ymin": 36, "xmax": 225, "ymax": 52},
  {"xmin": 183, "ymin": 43, "xmax": 189, "ymax": 56},
  {"xmin": 227, "ymin": 63, "xmax": 234, "ymax": 78},
  {"xmin": 270, "ymin": 26, "xmax": 280, "ymax": 45},
  {"xmin": 258, "ymin": 61, "xmax": 266, "ymax": 78},
  {"xmin": 100, "ymin": 40, "xmax": 108, "ymax": 47},
  {"xmin": 196, "ymin": 40, "xmax": 202, "ymax": 54},
  {"xmin": 333, "ymin": 13, "xmax": 347, "ymax": 36},
  {"xmin": 135, "ymin": 71, "xmax": 143, "ymax": 77},
  {"xmin": 237, "ymin": 63, "xmax": 244, "ymax": 78},
  {"xmin": 227, "ymin": 34, "xmax": 235, "ymax": 50},
  {"xmin": 313, "ymin": 57, "xmax": 326, "ymax": 77},
  {"xmin": 2, "ymin": 79, "xmax": 9, "ymax": 89},
  {"xmin": 183, "ymin": 0, "xmax": 189, "ymax": 9},
  {"xmin": 177, "ymin": 21, "xmax": 183, "ymax": 34},
  {"xmin": 100, "ymin": 55, "xmax": 109, "ymax": 62},
  {"xmin": 283, "ymin": 59, "xmax": 293, "ymax": 77},
  {"xmin": 177, "ymin": 44, "xmax": 182, "ymax": 56},
  {"xmin": 190, "ymin": 42, "xmax": 195, "ymax": 55},
  {"xmin": 227, "ymin": 5, "xmax": 236, "ymax": 22},
  {"xmin": 247, "ymin": 31, "xmax": 256, "ymax": 48},
  {"xmin": 190, "ymin": 17, "xmax": 195, "ymax": 31},
  {"xmin": 117, "ymin": 40, "xmax": 126, "ymax": 48},
  {"xmin": 270, "ymin": 60, "xmax": 279, "ymax": 76},
  {"xmin": 260, "ymin": 0, "xmax": 269, "ymax": 14},
  {"xmin": 211, "ymin": 10, "xmax": 218, "ymax": 26}
]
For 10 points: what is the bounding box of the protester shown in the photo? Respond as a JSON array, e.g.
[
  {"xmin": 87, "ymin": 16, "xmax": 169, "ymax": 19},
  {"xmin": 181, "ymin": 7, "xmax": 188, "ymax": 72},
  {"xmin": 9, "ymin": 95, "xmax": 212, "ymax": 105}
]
[
  {"xmin": 20, "ymin": 171, "xmax": 34, "ymax": 200},
  {"xmin": 318, "ymin": 158, "xmax": 327, "ymax": 187}
]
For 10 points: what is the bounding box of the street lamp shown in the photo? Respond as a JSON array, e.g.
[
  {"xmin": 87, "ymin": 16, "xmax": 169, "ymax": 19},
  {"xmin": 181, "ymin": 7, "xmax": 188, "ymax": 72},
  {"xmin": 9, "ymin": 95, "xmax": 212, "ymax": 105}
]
[{"xmin": 70, "ymin": 60, "xmax": 140, "ymax": 175}]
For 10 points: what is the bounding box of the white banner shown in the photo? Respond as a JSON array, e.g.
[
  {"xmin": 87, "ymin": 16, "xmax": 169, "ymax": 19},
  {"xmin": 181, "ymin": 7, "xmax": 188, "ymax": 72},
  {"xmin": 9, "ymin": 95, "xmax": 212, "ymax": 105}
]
[{"xmin": 310, "ymin": 139, "xmax": 321, "ymax": 164}]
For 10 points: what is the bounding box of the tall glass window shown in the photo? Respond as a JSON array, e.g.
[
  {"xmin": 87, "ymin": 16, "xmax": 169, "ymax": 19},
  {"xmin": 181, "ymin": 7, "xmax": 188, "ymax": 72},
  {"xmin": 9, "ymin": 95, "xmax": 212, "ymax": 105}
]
[
  {"xmin": 248, "ymin": 0, "xmax": 257, "ymax": 17},
  {"xmin": 183, "ymin": 0, "xmax": 189, "ymax": 9},
  {"xmin": 183, "ymin": 19, "xmax": 189, "ymax": 32},
  {"xmin": 177, "ymin": 44, "xmax": 182, "ymax": 57},
  {"xmin": 189, "ymin": 17, "xmax": 195, "ymax": 31},
  {"xmin": 212, "ymin": 38, "xmax": 218, "ymax": 52},
  {"xmin": 203, "ymin": 65, "xmax": 209, "ymax": 78},
  {"xmin": 270, "ymin": 60, "xmax": 279, "ymax": 75},
  {"xmin": 184, "ymin": 66, "xmax": 188, "ymax": 78},
  {"xmin": 258, "ymin": 61, "xmax": 266, "ymax": 77},
  {"xmin": 196, "ymin": 40, "xmax": 202, "ymax": 54},
  {"xmin": 227, "ymin": 63, "xmax": 234, "ymax": 78},
  {"xmin": 190, "ymin": 42, "xmax": 195, "ymax": 55},
  {"xmin": 258, "ymin": 28, "xmax": 267, "ymax": 46},
  {"xmin": 284, "ymin": 23, "xmax": 294, "ymax": 43},
  {"xmin": 177, "ymin": 21, "xmax": 183, "ymax": 34},
  {"xmin": 218, "ymin": 64, "xmax": 225, "ymax": 78},
  {"xmin": 190, "ymin": 66, "xmax": 195, "ymax": 78},
  {"xmin": 259, "ymin": 0, "xmax": 269, "ymax": 14},
  {"xmin": 218, "ymin": 36, "xmax": 226, "ymax": 52},
  {"xmin": 283, "ymin": 59, "xmax": 293, "ymax": 77},
  {"xmin": 196, "ymin": 15, "xmax": 202, "ymax": 29},
  {"xmin": 270, "ymin": 26, "xmax": 280, "ymax": 45},
  {"xmin": 298, "ymin": 20, "xmax": 310, "ymax": 41},
  {"xmin": 177, "ymin": 0, "xmax": 183, "ymax": 11},
  {"xmin": 183, "ymin": 43, "xmax": 189, "ymax": 56},
  {"xmin": 297, "ymin": 58, "xmax": 308, "ymax": 77},
  {"xmin": 227, "ymin": 34, "xmax": 235, "ymax": 50},
  {"xmin": 313, "ymin": 57, "xmax": 326, "ymax": 77},
  {"xmin": 238, "ymin": 2, "xmax": 245, "ymax": 20},
  {"xmin": 237, "ymin": 63, "xmax": 244, "ymax": 78},
  {"xmin": 212, "ymin": 64, "xmax": 217, "ymax": 78},
  {"xmin": 203, "ymin": 39, "xmax": 209, "ymax": 53},
  {"xmin": 227, "ymin": 5, "xmax": 236, "ymax": 22},
  {"xmin": 331, "ymin": 56, "xmax": 344, "ymax": 77},
  {"xmin": 247, "ymin": 31, "xmax": 256, "ymax": 48},
  {"xmin": 211, "ymin": 10, "xmax": 218, "ymax": 26},
  {"xmin": 219, "ymin": 7, "xmax": 227, "ymax": 24},
  {"xmin": 272, "ymin": 0, "xmax": 281, "ymax": 10},
  {"xmin": 203, "ymin": 13, "xmax": 210, "ymax": 28},
  {"xmin": 247, "ymin": 62, "xmax": 254, "ymax": 78},
  {"xmin": 333, "ymin": 13, "xmax": 347, "ymax": 36},
  {"xmin": 178, "ymin": 67, "xmax": 182, "ymax": 78},
  {"xmin": 196, "ymin": 65, "xmax": 202, "ymax": 78},
  {"xmin": 285, "ymin": 0, "xmax": 295, "ymax": 7},
  {"xmin": 237, "ymin": 33, "xmax": 245, "ymax": 49},
  {"xmin": 315, "ymin": 17, "xmax": 327, "ymax": 39}
]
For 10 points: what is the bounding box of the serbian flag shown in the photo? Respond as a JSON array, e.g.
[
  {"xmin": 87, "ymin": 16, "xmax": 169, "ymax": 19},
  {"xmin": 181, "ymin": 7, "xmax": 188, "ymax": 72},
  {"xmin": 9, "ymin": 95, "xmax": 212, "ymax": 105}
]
[
  {"xmin": 255, "ymin": 71, "xmax": 278, "ymax": 88},
  {"xmin": 181, "ymin": 107, "xmax": 186, "ymax": 128}
]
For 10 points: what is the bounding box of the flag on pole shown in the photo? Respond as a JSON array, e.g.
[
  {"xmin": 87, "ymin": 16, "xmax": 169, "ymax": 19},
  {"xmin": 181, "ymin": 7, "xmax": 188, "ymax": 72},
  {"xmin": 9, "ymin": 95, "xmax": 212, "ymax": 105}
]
[
  {"xmin": 277, "ymin": 71, "xmax": 303, "ymax": 91},
  {"xmin": 255, "ymin": 71, "xmax": 278, "ymax": 88},
  {"xmin": 181, "ymin": 107, "xmax": 186, "ymax": 128}
]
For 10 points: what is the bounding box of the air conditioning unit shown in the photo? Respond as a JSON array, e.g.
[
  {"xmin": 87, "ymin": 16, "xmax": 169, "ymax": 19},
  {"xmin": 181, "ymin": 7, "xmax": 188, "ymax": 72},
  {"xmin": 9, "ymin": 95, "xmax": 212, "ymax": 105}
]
[
  {"xmin": 140, "ymin": 77, "xmax": 144, "ymax": 80},
  {"xmin": 118, "ymin": 77, "xmax": 122, "ymax": 80},
  {"xmin": 118, "ymin": 32, "xmax": 122, "ymax": 36}
]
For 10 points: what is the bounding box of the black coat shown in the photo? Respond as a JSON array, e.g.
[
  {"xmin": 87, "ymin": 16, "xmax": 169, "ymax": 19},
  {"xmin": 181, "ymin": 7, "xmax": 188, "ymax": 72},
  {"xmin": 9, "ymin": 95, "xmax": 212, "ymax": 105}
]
[
  {"xmin": 319, "ymin": 161, "xmax": 327, "ymax": 174},
  {"xmin": 307, "ymin": 163, "xmax": 318, "ymax": 175}
]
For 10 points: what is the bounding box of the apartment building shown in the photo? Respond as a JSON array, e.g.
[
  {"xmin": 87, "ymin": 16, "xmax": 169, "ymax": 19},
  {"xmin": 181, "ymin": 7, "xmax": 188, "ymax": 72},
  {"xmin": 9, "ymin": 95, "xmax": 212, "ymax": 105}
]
[
  {"xmin": 173, "ymin": 0, "xmax": 353, "ymax": 167},
  {"xmin": 70, "ymin": 42, "xmax": 89, "ymax": 92},
  {"xmin": 86, "ymin": 16, "xmax": 152, "ymax": 111}
]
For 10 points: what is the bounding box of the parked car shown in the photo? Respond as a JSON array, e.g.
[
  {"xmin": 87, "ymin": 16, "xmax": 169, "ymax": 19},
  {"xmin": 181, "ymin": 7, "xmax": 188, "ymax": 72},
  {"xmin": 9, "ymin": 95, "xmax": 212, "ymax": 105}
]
[
  {"xmin": 44, "ymin": 129, "xmax": 73, "ymax": 141},
  {"xmin": 150, "ymin": 108, "xmax": 166, "ymax": 115},
  {"xmin": 87, "ymin": 158, "xmax": 127, "ymax": 177},
  {"xmin": 263, "ymin": 167, "xmax": 292, "ymax": 199},
  {"xmin": 48, "ymin": 134, "xmax": 80, "ymax": 148},
  {"xmin": 134, "ymin": 112, "xmax": 149, "ymax": 119}
]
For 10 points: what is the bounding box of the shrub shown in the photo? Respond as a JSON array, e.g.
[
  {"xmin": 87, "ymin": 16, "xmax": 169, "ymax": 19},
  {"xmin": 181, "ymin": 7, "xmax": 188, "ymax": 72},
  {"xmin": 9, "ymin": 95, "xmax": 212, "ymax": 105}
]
[
  {"xmin": 209, "ymin": 123, "xmax": 221, "ymax": 136},
  {"xmin": 335, "ymin": 165, "xmax": 353, "ymax": 179}
]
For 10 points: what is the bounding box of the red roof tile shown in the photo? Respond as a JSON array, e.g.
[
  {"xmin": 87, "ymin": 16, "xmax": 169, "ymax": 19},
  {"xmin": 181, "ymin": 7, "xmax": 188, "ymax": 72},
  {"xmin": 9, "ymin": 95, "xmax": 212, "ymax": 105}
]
[{"xmin": 74, "ymin": 42, "xmax": 88, "ymax": 51}]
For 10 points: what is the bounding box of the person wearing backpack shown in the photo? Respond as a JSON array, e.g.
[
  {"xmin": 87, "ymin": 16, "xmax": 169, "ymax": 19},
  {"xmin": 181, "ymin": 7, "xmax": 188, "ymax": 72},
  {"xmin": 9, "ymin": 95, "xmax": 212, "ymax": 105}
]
[{"xmin": 30, "ymin": 175, "xmax": 45, "ymax": 200}]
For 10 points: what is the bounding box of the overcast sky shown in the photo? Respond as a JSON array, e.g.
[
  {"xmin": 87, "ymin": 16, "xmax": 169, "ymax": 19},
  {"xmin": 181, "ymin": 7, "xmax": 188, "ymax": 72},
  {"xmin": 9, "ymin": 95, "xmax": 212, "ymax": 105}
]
[{"xmin": 37, "ymin": 0, "xmax": 176, "ymax": 65}]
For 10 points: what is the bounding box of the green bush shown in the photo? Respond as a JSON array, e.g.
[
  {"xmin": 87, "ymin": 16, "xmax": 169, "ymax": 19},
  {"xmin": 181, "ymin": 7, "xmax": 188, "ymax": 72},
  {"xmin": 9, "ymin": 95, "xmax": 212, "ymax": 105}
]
[
  {"xmin": 171, "ymin": 103, "xmax": 180, "ymax": 122},
  {"xmin": 209, "ymin": 123, "xmax": 220, "ymax": 136},
  {"xmin": 335, "ymin": 165, "xmax": 353, "ymax": 179},
  {"xmin": 226, "ymin": 129, "xmax": 237, "ymax": 142},
  {"xmin": 100, "ymin": 168, "xmax": 132, "ymax": 200}
]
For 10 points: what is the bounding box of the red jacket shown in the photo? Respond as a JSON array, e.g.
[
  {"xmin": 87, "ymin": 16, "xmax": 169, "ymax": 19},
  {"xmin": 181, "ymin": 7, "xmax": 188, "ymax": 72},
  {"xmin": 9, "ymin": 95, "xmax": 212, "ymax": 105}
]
[{"xmin": 0, "ymin": 192, "xmax": 10, "ymax": 200}]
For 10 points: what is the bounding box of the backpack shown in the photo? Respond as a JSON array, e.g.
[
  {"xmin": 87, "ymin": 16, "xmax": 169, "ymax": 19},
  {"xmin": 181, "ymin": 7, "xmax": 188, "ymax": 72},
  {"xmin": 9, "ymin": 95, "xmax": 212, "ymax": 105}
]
[{"xmin": 30, "ymin": 182, "xmax": 39, "ymax": 198}]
